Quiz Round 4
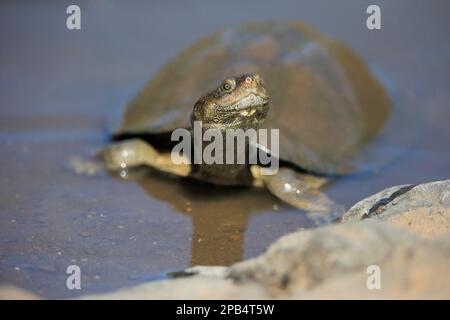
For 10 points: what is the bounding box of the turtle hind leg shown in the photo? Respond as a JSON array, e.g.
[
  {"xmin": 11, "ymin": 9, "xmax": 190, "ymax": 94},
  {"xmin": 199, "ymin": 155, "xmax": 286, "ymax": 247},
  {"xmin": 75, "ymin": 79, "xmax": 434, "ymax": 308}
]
[
  {"xmin": 251, "ymin": 166, "xmax": 345, "ymax": 224},
  {"xmin": 98, "ymin": 138, "xmax": 191, "ymax": 177}
]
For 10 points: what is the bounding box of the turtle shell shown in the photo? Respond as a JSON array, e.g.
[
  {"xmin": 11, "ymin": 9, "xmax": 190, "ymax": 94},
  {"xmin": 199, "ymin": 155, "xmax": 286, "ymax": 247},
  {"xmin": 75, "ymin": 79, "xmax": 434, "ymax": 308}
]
[{"xmin": 116, "ymin": 21, "xmax": 391, "ymax": 175}]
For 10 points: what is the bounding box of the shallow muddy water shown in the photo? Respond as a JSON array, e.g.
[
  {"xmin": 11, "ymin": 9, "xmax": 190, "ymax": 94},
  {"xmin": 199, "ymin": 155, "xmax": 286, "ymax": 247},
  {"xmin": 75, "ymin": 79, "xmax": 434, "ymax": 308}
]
[{"xmin": 1, "ymin": 1, "xmax": 450, "ymax": 298}]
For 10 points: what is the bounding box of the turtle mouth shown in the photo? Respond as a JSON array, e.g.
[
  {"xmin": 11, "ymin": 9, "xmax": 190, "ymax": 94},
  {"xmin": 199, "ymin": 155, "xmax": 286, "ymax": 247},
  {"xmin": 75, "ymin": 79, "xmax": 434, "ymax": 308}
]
[
  {"xmin": 203, "ymin": 93, "xmax": 270, "ymax": 130},
  {"xmin": 221, "ymin": 94, "xmax": 270, "ymax": 117}
]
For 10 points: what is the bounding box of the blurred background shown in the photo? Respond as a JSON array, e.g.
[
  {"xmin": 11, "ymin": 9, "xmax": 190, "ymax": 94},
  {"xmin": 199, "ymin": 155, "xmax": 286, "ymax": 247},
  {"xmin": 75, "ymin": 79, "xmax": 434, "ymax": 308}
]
[{"xmin": 1, "ymin": 0, "xmax": 449, "ymax": 298}]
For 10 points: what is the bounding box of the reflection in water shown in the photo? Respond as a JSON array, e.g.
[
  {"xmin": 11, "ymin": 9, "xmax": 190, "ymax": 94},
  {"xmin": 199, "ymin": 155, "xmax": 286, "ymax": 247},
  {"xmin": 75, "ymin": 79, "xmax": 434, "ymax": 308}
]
[{"xmin": 117, "ymin": 167, "xmax": 287, "ymax": 266}]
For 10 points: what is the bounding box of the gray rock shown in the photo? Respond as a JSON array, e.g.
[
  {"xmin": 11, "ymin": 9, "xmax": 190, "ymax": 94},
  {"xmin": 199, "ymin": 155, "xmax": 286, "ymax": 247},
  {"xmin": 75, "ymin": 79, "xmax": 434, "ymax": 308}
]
[
  {"xmin": 340, "ymin": 180, "xmax": 450, "ymax": 238},
  {"xmin": 168, "ymin": 266, "xmax": 230, "ymax": 278},
  {"xmin": 228, "ymin": 222, "xmax": 449, "ymax": 295},
  {"xmin": 82, "ymin": 277, "xmax": 268, "ymax": 300},
  {"xmin": 339, "ymin": 184, "xmax": 415, "ymax": 222}
]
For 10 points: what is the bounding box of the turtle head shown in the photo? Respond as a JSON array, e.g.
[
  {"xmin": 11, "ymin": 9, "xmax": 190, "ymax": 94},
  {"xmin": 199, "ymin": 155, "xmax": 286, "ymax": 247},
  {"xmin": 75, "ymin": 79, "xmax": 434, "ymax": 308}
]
[{"xmin": 192, "ymin": 73, "xmax": 270, "ymax": 131}]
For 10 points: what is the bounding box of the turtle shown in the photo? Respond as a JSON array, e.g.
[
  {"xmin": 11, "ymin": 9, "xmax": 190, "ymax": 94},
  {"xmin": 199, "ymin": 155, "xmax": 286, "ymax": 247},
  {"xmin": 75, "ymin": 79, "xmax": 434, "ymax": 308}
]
[{"xmin": 99, "ymin": 21, "xmax": 391, "ymax": 217}]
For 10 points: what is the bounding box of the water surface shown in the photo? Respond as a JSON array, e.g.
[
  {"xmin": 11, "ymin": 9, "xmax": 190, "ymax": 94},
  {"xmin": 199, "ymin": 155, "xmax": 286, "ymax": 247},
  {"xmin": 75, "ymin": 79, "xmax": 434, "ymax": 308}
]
[{"xmin": 1, "ymin": 0, "xmax": 449, "ymax": 298}]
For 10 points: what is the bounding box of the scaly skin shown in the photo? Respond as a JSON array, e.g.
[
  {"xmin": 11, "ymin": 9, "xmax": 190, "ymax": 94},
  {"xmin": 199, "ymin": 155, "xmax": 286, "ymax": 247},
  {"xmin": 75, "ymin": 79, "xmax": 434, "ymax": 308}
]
[
  {"xmin": 190, "ymin": 73, "xmax": 271, "ymax": 185},
  {"xmin": 191, "ymin": 73, "xmax": 270, "ymax": 132}
]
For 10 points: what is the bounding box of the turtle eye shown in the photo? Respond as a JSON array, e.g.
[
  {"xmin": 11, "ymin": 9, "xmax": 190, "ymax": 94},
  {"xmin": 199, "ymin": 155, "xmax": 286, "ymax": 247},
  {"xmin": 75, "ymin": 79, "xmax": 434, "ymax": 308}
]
[{"xmin": 221, "ymin": 81, "xmax": 233, "ymax": 92}]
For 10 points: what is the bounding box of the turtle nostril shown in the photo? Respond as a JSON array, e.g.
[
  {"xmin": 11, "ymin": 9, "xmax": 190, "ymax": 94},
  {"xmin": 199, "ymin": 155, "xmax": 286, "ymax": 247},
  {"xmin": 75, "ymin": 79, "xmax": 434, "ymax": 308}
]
[
  {"xmin": 245, "ymin": 76, "xmax": 253, "ymax": 84},
  {"xmin": 254, "ymin": 74, "xmax": 263, "ymax": 85}
]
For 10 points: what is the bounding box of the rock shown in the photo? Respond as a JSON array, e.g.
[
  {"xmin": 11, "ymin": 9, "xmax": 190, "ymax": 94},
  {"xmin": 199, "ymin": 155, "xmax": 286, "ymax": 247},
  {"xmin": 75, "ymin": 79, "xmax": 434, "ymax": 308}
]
[
  {"xmin": 0, "ymin": 285, "xmax": 40, "ymax": 300},
  {"xmin": 340, "ymin": 180, "xmax": 450, "ymax": 238},
  {"xmin": 82, "ymin": 277, "xmax": 268, "ymax": 300},
  {"xmin": 168, "ymin": 266, "xmax": 230, "ymax": 278},
  {"xmin": 292, "ymin": 233, "xmax": 450, "ymax": 299},
  {"xmin": 229, "ymin": 222, "xmax": 450, "ymax": 298}
]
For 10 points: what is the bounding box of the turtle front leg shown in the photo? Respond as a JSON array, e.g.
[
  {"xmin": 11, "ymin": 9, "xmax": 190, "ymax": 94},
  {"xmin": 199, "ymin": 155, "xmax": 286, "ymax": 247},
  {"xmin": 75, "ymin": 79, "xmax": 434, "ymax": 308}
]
[
  {"xmin": 251, "ymin": 165, "xmax": 345, "ymax": 223},
  {"xmin": 98, "ymin": 138, "xmax": 191, "ymax": 177}
]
